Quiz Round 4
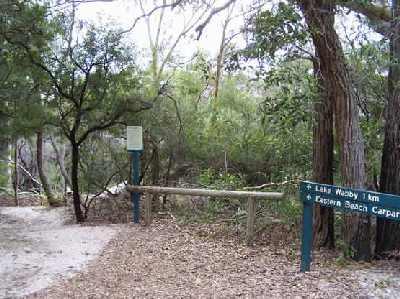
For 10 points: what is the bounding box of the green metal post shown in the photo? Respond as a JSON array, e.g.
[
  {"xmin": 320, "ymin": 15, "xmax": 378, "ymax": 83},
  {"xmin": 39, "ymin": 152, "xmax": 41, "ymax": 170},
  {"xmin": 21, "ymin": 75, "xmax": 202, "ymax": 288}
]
[
  {"xmin": 300, "ymin": 198, "xmax": 313, "ymax": 272},
  {"xmin": 130, "ymin": 150, "xmax": 141, "ymax": 223}
]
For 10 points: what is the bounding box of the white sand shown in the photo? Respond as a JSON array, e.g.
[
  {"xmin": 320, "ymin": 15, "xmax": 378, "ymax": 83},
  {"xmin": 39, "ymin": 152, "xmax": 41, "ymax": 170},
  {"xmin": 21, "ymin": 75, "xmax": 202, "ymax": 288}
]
[{"xmin": 0, "ymin": 206, "xmax": 118, "ymax": 298}]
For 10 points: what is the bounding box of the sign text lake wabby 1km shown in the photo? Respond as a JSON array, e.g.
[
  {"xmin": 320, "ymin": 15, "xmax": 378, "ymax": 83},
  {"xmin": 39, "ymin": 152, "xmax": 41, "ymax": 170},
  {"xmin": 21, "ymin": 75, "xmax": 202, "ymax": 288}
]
[{"xmin": 300, "ymin": 181, "xmax": 400, "ymax": 220}]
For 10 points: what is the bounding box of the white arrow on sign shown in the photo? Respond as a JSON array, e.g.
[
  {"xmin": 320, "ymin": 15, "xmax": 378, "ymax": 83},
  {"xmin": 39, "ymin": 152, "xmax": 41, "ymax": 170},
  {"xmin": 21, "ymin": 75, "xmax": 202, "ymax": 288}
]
[
  {"xmin": 307, "ymin": 195, "xmax": 312, "ymax": 201},
  {"xmin": 307, "ymin": 184, "xmax": 311, "ymax": 190}
]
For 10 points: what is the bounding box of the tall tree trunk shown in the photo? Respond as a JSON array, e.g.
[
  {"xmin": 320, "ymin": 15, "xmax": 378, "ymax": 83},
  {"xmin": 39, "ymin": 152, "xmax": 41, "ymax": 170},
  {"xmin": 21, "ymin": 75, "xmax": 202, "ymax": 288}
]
[
  {"xmin": 312, "ymin": 60, "xmax": 335, "ymax": 249},
  {"xmin": 36, "ymin": 129, "xmax": 56, "ymax": 206},
  {"xmin": 213, "ymin": 15, "xmax": 229, "ymax": 100},
  {"xmin": 0, "ymin": 101, "xmax": 9, "ymax": 189},
  {"xmin": 0, "ymin": 133, "xmax": 9, "ymax": 190},
  {"xmin": 49, "ymin": 136, "xmax": 71, "ymax": 189},
  {"xmin": 13, "ymin": 137, "xmax": 18, "ymax": 206},
  {"xmin": 162, "ymin": 151, "xmax": 174, "ymax": 209},
  {"xmin": 152, "ymin": 144, "xmax": 160, "ymax": 212},
  {"xmin": 71, "ymin": 142, "xmax": 84, "ymax": 223},
  {"xmin": 299, "ymin": 0, "xmax": 370, "ymax": 260},
  {"xmin": 376, "ymin": 0, "xmax": 400, "ymax": 255}
]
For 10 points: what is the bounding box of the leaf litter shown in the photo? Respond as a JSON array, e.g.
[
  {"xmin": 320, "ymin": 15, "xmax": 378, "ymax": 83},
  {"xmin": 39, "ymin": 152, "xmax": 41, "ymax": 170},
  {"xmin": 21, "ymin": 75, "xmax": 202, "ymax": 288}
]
[{"xmin": 28, "ymin": 215, "xmax": 400, "ymax": 298}]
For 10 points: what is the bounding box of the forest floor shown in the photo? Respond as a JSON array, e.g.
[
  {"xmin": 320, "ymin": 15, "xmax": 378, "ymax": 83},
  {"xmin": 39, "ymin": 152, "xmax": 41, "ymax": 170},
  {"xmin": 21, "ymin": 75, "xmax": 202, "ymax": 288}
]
[
  {"xmin": 2, "ymin": 205, "xmax": 400, "ymax": 298},
  {"xmin": 25, "ymin": 212, "xmax": 400, "ymax": 298}
]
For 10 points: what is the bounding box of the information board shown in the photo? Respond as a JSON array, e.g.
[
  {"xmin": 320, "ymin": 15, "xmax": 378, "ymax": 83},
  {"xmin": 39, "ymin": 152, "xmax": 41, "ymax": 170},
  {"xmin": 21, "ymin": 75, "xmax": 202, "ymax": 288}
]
[{"xmin": 127, "ymin": 126, "xmax": 143, "ymax": 151}]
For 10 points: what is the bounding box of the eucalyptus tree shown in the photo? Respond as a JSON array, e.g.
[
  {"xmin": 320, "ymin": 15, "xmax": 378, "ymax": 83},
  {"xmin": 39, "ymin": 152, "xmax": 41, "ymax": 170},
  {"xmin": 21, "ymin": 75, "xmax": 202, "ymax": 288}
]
[
  {"xmin": 333, "ymin": 0, "xmax": 400, "ymax": 255},
  {"xmin": 296, "ymin": 0, "xmax": 371, "ymax": 261},
  {"xmin": 347, "ymin": 0, "xmax": 400, "ymax": 255},
  {"xmin": 237, "ymin": 2, "xmax": 335, "ymax": 249},
  {"xmin": 377, "ymin": 0, "xmax": 400, "ymax": 254},
  {"xmin": 240, "ymin": 0, "xmax": 384, "ymax": 258},
  {"xmin": 247, "ymin": 0, "xmax": 371, "ymax": 259}
]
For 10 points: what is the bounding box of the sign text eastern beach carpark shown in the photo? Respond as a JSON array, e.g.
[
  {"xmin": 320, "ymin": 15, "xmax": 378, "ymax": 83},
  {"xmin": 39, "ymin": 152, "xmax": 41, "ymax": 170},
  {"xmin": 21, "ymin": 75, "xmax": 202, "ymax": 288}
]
[{"xmin": 299, "ymin": 181, "xmax": 400, "ymax": 272}]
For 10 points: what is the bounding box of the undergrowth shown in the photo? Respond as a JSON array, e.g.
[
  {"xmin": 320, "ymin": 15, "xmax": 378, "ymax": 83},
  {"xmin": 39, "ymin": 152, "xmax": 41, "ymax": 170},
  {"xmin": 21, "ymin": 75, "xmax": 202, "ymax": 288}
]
[{"xmin": 171, "ymin": 169, "xmax": 302, "ymax": 235}]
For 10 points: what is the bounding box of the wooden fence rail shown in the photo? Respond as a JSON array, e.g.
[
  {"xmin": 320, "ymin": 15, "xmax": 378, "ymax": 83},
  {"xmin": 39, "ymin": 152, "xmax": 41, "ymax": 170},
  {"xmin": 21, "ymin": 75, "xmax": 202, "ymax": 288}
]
[{"xmin": 127, "ymin": 185, "xmax": 284, "ymax": 245}]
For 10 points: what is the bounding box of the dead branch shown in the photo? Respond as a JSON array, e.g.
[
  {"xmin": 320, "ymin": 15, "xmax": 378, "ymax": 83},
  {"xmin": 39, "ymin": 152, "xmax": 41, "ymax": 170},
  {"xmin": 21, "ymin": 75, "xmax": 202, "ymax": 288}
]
[
  {"xmin": 119, "ymin": 0, "xmax": 186, "ymax": 35},
  {"xmin": 195, "ymin": 0, "xmax": 237, "ymax": 39},
  {"xmin": 243, "ymin": 179, "xmax": 300, "ymax": 190},
  {"xmin": 0, "ymin": 159, "xmax": 42, "ymax": 188},
  {"xmin": 49, "ymin": 136, "xmax": 72, "ymax": 188}
]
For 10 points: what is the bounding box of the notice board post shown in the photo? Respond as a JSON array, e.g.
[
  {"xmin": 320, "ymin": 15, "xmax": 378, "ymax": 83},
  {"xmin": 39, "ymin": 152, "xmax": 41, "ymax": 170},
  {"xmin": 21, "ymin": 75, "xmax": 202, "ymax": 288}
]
[
  {"xmin": 300, "ymin": 194, "xmax": 313, "ymax": 272},
  {"xmin": 127, "ymin": 126, "xmax": 143, "ymax": 224}
]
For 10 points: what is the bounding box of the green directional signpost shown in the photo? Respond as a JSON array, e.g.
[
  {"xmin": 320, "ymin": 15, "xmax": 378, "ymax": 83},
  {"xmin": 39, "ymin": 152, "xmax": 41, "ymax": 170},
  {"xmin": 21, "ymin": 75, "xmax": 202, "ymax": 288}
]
[{"xmin": 299, "ymin": 180, "xmax": 400, "ymax": 272}]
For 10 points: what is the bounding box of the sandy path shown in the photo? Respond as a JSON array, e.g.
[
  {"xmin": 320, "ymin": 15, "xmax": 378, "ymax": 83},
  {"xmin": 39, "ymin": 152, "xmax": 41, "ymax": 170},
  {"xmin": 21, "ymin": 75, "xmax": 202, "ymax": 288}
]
[{"xmin": 0, "ymin": 206, "xmax": 118, "ymax": 298}]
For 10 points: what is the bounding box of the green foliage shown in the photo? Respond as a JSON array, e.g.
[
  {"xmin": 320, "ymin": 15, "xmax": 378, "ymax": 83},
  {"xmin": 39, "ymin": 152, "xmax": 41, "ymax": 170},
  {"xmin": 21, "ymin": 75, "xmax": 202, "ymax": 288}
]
[
  {"xmin": 0, "ymin": 1, "xmax": 55, "ymax": 190},
  {"xmin": 228, "ymin": 2, "xmax": 309, "ymax": 71},
  {"xmin": 0, "ymin": 1, "xmax": 54, "ymax": 137},
  {"xmin": 264, "ymin": 195, "xmax": 302, "ymax": 224},
  {"xmin": 260, "ymin": 61, "xmax": 316, "ymax": 129},
  {"xmin": 156, "ymin": 55, "xmax": 314, "ymax": 188},
  {"xmin": 79, "ymin": 133, "xmax": 128, "ymax": 194},
  {"xmin": 0, "ymin": 161, "xmax": 8, "ymax": 189},
  {"xmin": 38, "ymin": 22, "xmax": 144, "ymax": 145},
  {"xmin": 199, "ymin": 169, "xmax": 244, "ymax": 190},
  {"xmin": 248, "ymin": 2, "xmax": 308, "ymax": 60}
]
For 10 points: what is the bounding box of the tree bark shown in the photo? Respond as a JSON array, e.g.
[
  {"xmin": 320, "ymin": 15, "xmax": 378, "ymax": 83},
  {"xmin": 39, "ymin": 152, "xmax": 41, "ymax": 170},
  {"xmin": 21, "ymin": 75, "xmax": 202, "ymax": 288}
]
[
  {"xmin": 13, "ymin": 137, "xmax": 18, "ymax": 206},
  {"xmin": 299, "ymin": 0, "xmax": 370, "ymax": 260},
  {"xmin": 214, "ymin": 14, "xmax": 229, "ymax": 100},
  {"xmin": 312, "ymin": 60, "xmax": 335, "ymax": 249},
  {"xmin": 376, "ymin": 0, "xmax": 400, "ymax": 255},
  {"xmin": 0, "ymin": 100, "xmax": 9, "ymax": 189},
  {"xmin": 0, "ymin": 133, "xmax": 9, "ymax": 190},
  {"xmin": 162, "ymin": 151, "xmax": 173, "ymax": 209},
  {"xmin": 36, "ymin": 129, "xmax": 57, "ymax": 206},
  {"xmin": 151, "ymin": 143, "xmax": 160, "ymax": 212},
  {"xmin": 71, "ymin": 142, "xmax": 84, "ymax": 222},
  {"xmin": 49, "ymin": 136, "xmax": 71, "ymax": 189}
]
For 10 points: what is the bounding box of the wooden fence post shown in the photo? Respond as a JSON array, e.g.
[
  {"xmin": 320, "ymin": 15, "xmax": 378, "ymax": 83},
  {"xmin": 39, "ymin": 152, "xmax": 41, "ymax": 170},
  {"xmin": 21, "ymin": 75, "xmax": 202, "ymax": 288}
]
[
  {"xmin": 246, "ymin": 197, "xmax": 256, "ymax": 245},
  {"xmin": 145, "ymin": 195, "xmax": 152, "ymax": 226}
]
